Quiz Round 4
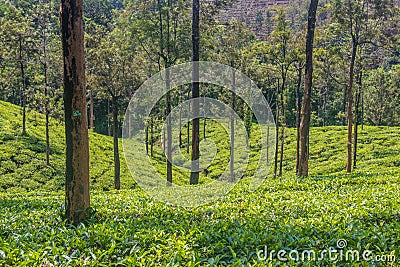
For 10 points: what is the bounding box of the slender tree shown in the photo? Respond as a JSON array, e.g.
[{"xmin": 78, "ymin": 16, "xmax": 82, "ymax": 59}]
[
  {"xmin": 38, "ymin": 0, "xmax": 51, "ymax": 166},
  {"xmin": 60, "ymin": 0, "xmax": 90, "ymax": 224},
  {"xmin": 298, "ymin": 0, "xmax": 318, "ymax": 177},
  {"xmin": 331, "ymin": 0, "xmax": 394, "ymax": 172},
  {"xmin": 190, "ymin": 0, "xmax": 200, "ymax": 185}
]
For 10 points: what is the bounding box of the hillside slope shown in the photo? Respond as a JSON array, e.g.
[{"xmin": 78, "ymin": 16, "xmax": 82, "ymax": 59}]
[
  {"xmin": 1, "ymin": 100, "xmax": 400, "ymax": 192},
  {"xmin": 0, "ymin": 101, "xmax": 132, "ymax": 193},
  {"xmin": 0, "ymin": 100, "xmax": 399, "ymax": 265}
]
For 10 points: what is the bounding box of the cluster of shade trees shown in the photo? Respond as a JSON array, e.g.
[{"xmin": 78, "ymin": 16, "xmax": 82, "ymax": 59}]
[{"xmin": 0, "ymin": 0, "xmax": 399, "ymax": 223}]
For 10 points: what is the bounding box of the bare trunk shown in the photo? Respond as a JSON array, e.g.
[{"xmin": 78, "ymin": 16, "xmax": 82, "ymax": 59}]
[
  {"xmin": 186, "ymin": 87, "xmax": 190, "ymax": 154},
  {"xmin": 298, "ymin": 0, "xmax": 318, "ymax": 177},
  {"xmin": 43, "ymin": 27, "xmax": 50, "ymax": 166},
  {"xmin": 166, "ymin": 69, "xmax": 172, "ymax": 185},
  {"xmin": 323, "ymin": 87, "xmax": 327, "ymax": 126},
  {"xmin": 107, "ymin": 97, "xmax": 111, "ymax": 136},
  {"xmin": 295, "ymin": 67, "xmax": 302, "ymax": 174},
  {"xmin": 278, "ymin": 76, "xmax": 286, "ymax": 178},
  {"xmin": 179, "ymin": 103, "xmax": 182, "ymax": 147},
  {"xmin": 150, "ymin": 115, "xmax": 154, "ymax": 157},
  {"xmin": 346, "ymin": 38, "xmax": 357, "ymax": 173},
  {"xmin": 274, "ymin": 80, "xmax": 279, "ymax": 179},
  {"xmin": 230, "ymin": 69, "xmax": 236, "ymax": 182},
  {"xmin": 353, "ymin": 71, "xmax": 362, "ymax": 168},
  {"xmin": 89, "ymin": 89, "xmax": 94, "ymax": 129},
  {"xmin": 61, "ymin": 0, "xmax": 90, "ymax": 224},
  {"xmin": 361, "ymin": 87, "xmax": 364, "ymax": 130},
  {"xmin": 44, "ymin": 52, "xmax": 50, "ymax": 166},
  {"xmin": 266, "ymin": 126, "xmax": 270, "ymax": 165},
  {"xmin": 45, "ymin": 111, "xmax": 50, "ymax": 166},
  {"xmin": 190, "ymin": 0, "xmax": 200, "ymax": 185},
  {"xmin": 145, "ymin": 124, "xmax": 149, "ymax": 155},
  {"xmin": 203, "ymin": 96, "xmax": 206, "ymax": 140},
  {"xmin": 19, "ymin": 37, "xmax": 27, "ymax": 136},
  {"xmin": 163, "ymin": 125, "xmax": 166, "ymax": 154},
  {"xmin": 112, "ymin": 96, "xmax": 120, "ymax": 190}
]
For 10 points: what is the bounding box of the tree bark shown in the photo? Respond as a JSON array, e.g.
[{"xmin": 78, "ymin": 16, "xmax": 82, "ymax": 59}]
[
  {"xmin": 112, "ymin": 95, "xmax": 120, "ymax": 190},
  {"xmin": 166, "ymin": 69, "xmax": 172, "ymax": 186},
  {"xmin": 278, "ymin": 75, "xmax": 286, "ymax": 178},
  {"xmin": 107, "ymin": 97, "xmax": 111, "ymax": 136},
  {"xmin": 19, "ymin": 37, "xmax": 27, "ymax": 136},
  {"xmin": 145, "ymin": 124, "xmax": 149, "ymax": 155},
  {"xmin": 346, "ymin": 37, "xmax": 357, "ymax": 173},
  {"xmin": 230, "ymin": 69, "xmax": 236, "ymax": 182},
  {"xmin": 89, "ymin": 89, "xmax": 94, "ymax": 129},
  {"xmin": 179, "ymin": 98, "xmax": 182, "ymax": 147},
  {"xmin": 295, "ymin": 67, "xmax": 302, "ymax": 174},
  {"xmin": 353, "ymin": 70, "xmax": 362, "ymax": 168},
  {"xmin": 60, "ymin": 0, "xmax": 90, "ymax": 224},
  {"xmin": 43, "ymin": 37, "xmax": 50, "ymax": 166},
  {"xmin": 274, "ymin": 80, "xmax": 279, "ymax": 179},
  {"xmin": 190, "ymin": 0, "xmax": 200, "ymax": 185},
  {"xmin": 150, "ymin": 115, "xmax": 154, "ymax": 157},
  {"xmin": 298, "ymin": 0, "xmax": 318, "ymax": 177},
  {"xmin": 41, "ymin": 19, "xmax": 50, "ymax": 166},
  {"xmin": 186, "ymin": 87, "xmax": 190, "ymax": 154},
  {"xmin": 203, "ymin": 96, "xmax": 206, "ymax": 140},
  {"xmin": 266, "ymin": 125, "xmax": 270, "ymax": 165},
  {"xmin": 361, "ymin": 86, "xmax": 364, "ymax": 130}
]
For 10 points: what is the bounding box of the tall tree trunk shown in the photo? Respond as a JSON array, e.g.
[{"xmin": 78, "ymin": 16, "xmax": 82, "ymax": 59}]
[
  {"xmin": 107, "ymin": 97, "xmax": 111, "ymax": 136},
  {"xmin": 43, "ymin": 35, "xmax": 50, "ymax": 166},
  {"xmin": 41, "ymin": 20, "xmax": 50, "ymax": 166},
  {"xmin": 60, "ymin": 0, "xmax": 90, "ymax": 224},
  {"xmin": 150, "ymin": 115, "xmax": 154, "ymax": 157},
  {"xmin": 323, "ymin": 85, "xmax": 327, "ymax": 126},
  {"xmin": 361, "ymin": 86, "xmax": 364, "ymax": 130},
  {"xmin": 179, "ymin": 100, "xmax": 182, "ymax": 147},
  {"xmin": 346, "ymin": 37, "xmax": 357, "ymax": 173},
  {"xmin": 266, "ymin": 125, "xmax": 270, "ymax": 165},
  {"xmin": 353, "ymin": 70, "xmax": 362, "ymax": 168},
  {"xmin": 230, "ymin": 69, "xmax": 236, "ymax": 182},
  {"xmin": 274, "ymin": 80, "xmax": 279, "ymax": 179},
  {"xmin": 89, "ymin": 89, "xmax": 94, "ymax": 129},
  {"xmin": 166, "ymin": 69, "xmax": 172, "ymax": 185},
  {"xmin": 298, "ymin": 0, "xmax": 318, "ymax": 177},
  {"xmin": 19, "ymin": 37, "xmax": 27, "ymax": 136},
  {"xmin": 163, "ymin": 124, "xmax": 166, "ymax": 154},
  {"xmin": 295, "ymin": 67, "xmax": 302, "ymax": 174},
  {"xmin": 278, "ymin": 76, "xmax": 286, "ymax": 178},
  {"xmin": 203, "ymin": 96, "xmax": 206, "ymax": 140},
  {"xmin": 186, "ymin": 87, "xmax": 190, "ymax": 154},
  {"xmin": 45, "ymin": 92, "xmax": 50, "ymax": 166},
  {"xmin": 112, "ymin": 95, "xmax": 120, "ymax": 190},
  {"xmin": 145, "ymin": 124, "xmax": 149, "ymax": 155},
  {"xmin": 190, "ymin": 0, "xmax": 200, "ymax": 185}
]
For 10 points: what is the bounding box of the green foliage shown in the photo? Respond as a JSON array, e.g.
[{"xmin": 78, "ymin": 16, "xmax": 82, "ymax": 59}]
[
  {"xmin": 363, "ymin": 66, "xmax": 400, "ymax": 126},
  {"xmin": 1, "ymin": 101, "xmax": 400, "ymax": 265},
  {"xmin": 0, "ymin": 101, "xmax": 133, "ymax": 192}
]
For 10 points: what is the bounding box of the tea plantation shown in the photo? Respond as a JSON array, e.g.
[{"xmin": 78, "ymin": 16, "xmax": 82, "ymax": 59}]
[{"xmin": 0, "ymin": 100, "xmax": 399, "ymax": 266}]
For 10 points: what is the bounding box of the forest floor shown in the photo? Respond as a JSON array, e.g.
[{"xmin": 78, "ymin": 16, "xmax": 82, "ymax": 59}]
[{"xmin": 0, "ymin": 100, "xmax": 399, "ymax": 266}]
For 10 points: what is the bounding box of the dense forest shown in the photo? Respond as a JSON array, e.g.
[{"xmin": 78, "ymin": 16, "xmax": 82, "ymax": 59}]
[{"xmin": 0, "ymin": 0, "xmax": 399, "ymax": 265}]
